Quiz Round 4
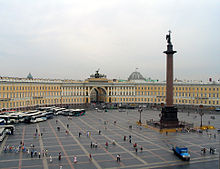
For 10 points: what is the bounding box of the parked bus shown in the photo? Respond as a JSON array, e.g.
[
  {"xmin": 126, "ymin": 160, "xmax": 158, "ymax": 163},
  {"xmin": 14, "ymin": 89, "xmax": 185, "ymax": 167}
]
[
  {"xmin": 43, "ymin": 112, "xmax": 54, "ymax": 119},
  {"xmin": 0, "ymin": 119, "xmax": 6, "ymax": 125},
  {"xmin": 24, "ymin": 111, "xmax": 42, "ymax": 123},
  {"xmin": 68, "ymin": 109, "xmax": 86, "ymax": 116},
  {"xmin": 0, "ymin": 125, "xmax": 15, "ymax": 141},
  {"xmin": 0, "ymin": 115, "xmax": 11, "ymax": 124},
  {"xmin": 30, "ymin": 114, "xmax": 46, "ymax": 123},
  {"xmin": 0, "ymin": 127, "xmax": 7, "ymax": 141}
]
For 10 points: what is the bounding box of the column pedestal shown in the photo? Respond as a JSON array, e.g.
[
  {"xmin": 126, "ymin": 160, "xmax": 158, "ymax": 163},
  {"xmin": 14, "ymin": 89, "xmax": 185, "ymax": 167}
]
[{"xmin": 160, "ymin": 106, "xmax": 179, "ymax": 128}]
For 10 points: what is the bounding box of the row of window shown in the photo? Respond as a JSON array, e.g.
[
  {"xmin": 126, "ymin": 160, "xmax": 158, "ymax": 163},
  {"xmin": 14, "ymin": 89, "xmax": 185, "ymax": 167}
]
[
  {"xmin": 0, "ymin": 92, "xmax": 60, "ymax": 98},
  {"xmin": 110, "ymin": 97, "xmax": 219, "ymax": 105},
  {"xmin": 136, "ymin": 86, "xmax": 219, "ymax": 91},
  {"xmin": 175, "ymin": 93, "xmax": 219, "ymax": 98},
  {"xmin": 0, "ymin": 86, "xmax": 60, "ymax": 91}
]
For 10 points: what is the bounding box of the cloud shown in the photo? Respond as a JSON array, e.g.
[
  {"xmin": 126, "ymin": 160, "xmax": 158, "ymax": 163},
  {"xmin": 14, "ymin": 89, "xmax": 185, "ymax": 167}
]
[{"xmin": 0, "ymin": 0, "xmax": 219, "ymax": 81}]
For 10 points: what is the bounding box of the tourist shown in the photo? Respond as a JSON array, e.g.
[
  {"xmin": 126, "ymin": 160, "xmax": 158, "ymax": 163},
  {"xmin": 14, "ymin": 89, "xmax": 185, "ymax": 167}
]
[
  {"xmin": 105, "ymin": 141, "xmax": 108, "ymax": 148},
  {"xmin": 67, "ymin": 124, "xmax": 69, "ymax": 128},
  {"xmin": 135, "ymin": 148, "xmax": 138, "ymax": 153},
  {"xmin": 90, "ymin": 142, "xmax": 93, "ymax": 148},
  {"xmin": 38, "ymin": 152, "xmax": 41, "ymax": 158},
  {"xmin": 79, "ymin": 132, "xmax": 81, "ymax": 137},
  {"xmin": 140, "ymin": 146, "xmax": 143, "ymax": 152},
  {"xmin": 45, "ymin": 149, "xmax": 48, "ymax": 157},
  {"xmin": 89, "ymin": 153, "xmax": 92, "ymax": 160},
  {"xmin": 98, "ymin": 130, "xmax": 101, "ymax": 135},
  {"xmin": 74, "ymin": 156, "xmax": 77, "ymax": 163},
  {"xmin": 133, "ymin": 143, "xmax": 137, "ymax": 148},
  {"xmin": 123, "ymin": 136, "xmax": 126, "ymax": 141},
  {"xmin": 116, "ymin": 154, "xmax": 120, "ymax": 162},
  {"xmin": 50, "ymin": 155, "xmax": 52, "ymax": 163},
  {"xmin": 58, "ymin": 152, "xmax": 61, "ymax": 160}
]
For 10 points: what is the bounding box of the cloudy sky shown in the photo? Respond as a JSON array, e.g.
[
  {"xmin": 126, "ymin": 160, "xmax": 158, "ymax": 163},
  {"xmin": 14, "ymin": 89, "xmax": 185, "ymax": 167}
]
[{"xmin": 0, "ymin": 0, "xmax": 219, "ymax": 81}]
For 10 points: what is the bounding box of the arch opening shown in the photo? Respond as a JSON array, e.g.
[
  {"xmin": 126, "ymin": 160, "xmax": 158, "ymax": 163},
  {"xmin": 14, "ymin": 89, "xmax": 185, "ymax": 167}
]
[{"xmin": 90, "ymin": 87, "xmax": 107, "ymax": 103}]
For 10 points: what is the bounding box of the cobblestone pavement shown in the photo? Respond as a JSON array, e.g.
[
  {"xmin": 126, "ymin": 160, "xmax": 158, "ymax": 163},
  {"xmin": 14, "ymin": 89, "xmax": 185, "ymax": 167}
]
[{"xmin": 0, "ymin": 109, "xmax": 219, "ymax": 169}]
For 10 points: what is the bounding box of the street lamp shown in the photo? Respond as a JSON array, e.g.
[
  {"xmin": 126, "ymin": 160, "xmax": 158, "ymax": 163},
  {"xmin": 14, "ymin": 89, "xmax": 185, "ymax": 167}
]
[
  {"xmin": 138, "ymin": 108, "xmax": 142, "ymax": 124},
  {"xmin": 218, "ymin": 132, "xmax": 220, "ymax": 169},
  {"xmin": 199, "ymin": 105, "xmax": 204, "ymax": 128}
]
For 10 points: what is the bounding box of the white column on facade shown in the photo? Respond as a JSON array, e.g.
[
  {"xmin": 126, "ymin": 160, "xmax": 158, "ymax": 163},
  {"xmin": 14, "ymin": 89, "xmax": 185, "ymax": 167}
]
[{"xmin": 88, "ymin": 87, "xmax": 90, "ymax": 96}]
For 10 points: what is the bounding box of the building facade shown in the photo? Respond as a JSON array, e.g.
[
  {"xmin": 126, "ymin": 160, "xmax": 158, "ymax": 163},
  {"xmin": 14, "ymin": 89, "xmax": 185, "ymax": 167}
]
[{"xmin": 0, "ymin": 71, "xmax": 219, "ymax": 111}]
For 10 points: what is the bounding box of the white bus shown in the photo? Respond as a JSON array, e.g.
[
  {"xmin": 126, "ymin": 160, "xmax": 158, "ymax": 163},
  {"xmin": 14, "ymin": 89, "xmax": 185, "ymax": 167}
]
[
  {"xmin": 0, "ymin": 127, "xmax": 7, "ymax": 142},
  {"xmin": 0, "ymin": 125, "xmax": 15, "ymax": 141}
]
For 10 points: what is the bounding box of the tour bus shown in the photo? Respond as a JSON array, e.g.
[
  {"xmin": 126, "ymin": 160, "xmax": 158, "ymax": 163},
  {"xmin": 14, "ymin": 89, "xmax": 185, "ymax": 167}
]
[
  {"xmin": 30, "ymin": 114, "xmax": 46, "ymax": 123},
  {"xmin": 0, "ymin": 127, "xmax": 6, "ymax": 142},
  {"xmin": 0, "ymin": 119, "xmax": 6, "ymax": 125},
  {"xmin": 52, "ymin": 107, "xmax": 66, "ymax": 114},
  {"xmin": 43, "ymin": 111, "xmax": 54, "ymax": 119},
  {"xmin": 37, "ymin": 107, "xmax": 53, "ymax": 111},
  {"xmin": 7, "ymin": 113, "xmax": 20, "ymax": 124},
  {"xmin": 0, "ymin": 125, "xmax": 15, "ymax": 142},
  {"xmin": 24, "ymin": 111, "xmax": 42, "ymax": 123},
  {"xmin": 0, "ymin": 115, "xmax": 11, "ymax": 124},
  {"xmin": 67, "ymin": 109, "xmax": 86, "ymax": 116}
]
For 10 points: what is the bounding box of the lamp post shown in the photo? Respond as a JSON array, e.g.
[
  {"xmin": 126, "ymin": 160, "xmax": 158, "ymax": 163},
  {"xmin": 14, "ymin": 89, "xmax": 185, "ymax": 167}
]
[
  {"xmin": 138, "ymin": 108, "xmax": 142, "ymax": 124},
  {"xmin": 199, "ymin": 105, "xmax": 204, "ymax": 127},
  {"xmin": 218, "ymin": 132, "xmax": 220, "ymax": 169}
]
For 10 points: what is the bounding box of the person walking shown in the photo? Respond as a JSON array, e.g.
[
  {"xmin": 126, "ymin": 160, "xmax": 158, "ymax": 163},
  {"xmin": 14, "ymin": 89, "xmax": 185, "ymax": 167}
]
[
  {"xmin": 89, "ymin": 153, "xmax": 92, "ymax": 160},
  {"xmin": 105, "ymin": 141, "xmax": 108, "ymax": 148},
  {"xmin": 74, "ymin": 156, "xmax": 77, "ymax": 163},
  {"xmin": 79, "ymin": 132, "xmax": 81, "ymax": 137},
  {"xmin": 90, "ymin": 142, "xmax": 93, "ymax": 148},
  {"xmin": 50, "ymin": 155, "xmax": 53, "ymax": 163},
  {"xmin": 58, "ymin": 152, "xmax": 61, "ymax": 160},
  {"xmin": 116, "ymin": 154, "xmax": 120, "ymax": 162},
  {"xmin": 140, "ymin": 146, "xmax": 143, "ymax": 152},
  {"xmin": 135, "ymin": 148, "xmax": 138, "ymax": 153},
  {"xmin": 38, "ymin": 152, "xmax": 41, "ymax": 158}
]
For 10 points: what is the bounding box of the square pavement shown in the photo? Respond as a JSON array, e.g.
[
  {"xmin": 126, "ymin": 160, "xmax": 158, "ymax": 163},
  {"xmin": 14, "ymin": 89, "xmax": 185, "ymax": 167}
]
[{"xmin": 0, "ymin": 109, "xmax": 219, "ymax": 169}]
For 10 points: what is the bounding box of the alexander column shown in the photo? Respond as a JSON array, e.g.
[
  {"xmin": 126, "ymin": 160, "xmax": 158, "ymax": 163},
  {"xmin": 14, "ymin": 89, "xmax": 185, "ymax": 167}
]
[{"xmin": 160, "ymin": 30, "xmax": 179, "ymax": 128}]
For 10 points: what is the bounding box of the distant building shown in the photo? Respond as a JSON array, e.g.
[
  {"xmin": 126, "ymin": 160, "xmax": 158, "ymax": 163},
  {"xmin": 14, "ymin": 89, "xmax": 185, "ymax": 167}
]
[
  {"xmin": 0, "ymin": 71, "xmax": 219, "ymax": 110},
  {"xmin": 27, "ymin": 73, "xmax": 33, "ymax": 79}
]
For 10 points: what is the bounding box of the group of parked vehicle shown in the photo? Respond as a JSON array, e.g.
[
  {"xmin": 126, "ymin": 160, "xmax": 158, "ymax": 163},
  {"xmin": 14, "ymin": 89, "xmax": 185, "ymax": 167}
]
[
  {"xmin": 0, "ymin": 107, "xmax": 86, "ymax": 125},
  {"xmin": 0, "ymin": 107, "xmax": 86, "ymax": 142}
]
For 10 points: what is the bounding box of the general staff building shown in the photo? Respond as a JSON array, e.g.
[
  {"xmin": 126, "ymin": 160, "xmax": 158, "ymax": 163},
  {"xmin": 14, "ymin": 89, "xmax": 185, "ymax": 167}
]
[{"xmin": 0, "ymin": 71, "xmax": 219, "ymax": 111}]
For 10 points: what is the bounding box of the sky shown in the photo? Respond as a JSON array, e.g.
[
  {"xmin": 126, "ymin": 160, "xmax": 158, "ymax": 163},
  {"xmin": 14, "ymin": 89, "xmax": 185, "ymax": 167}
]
[{"xmin": 0, "ymin": 0, "xmax": 219, "ymax": 82}]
